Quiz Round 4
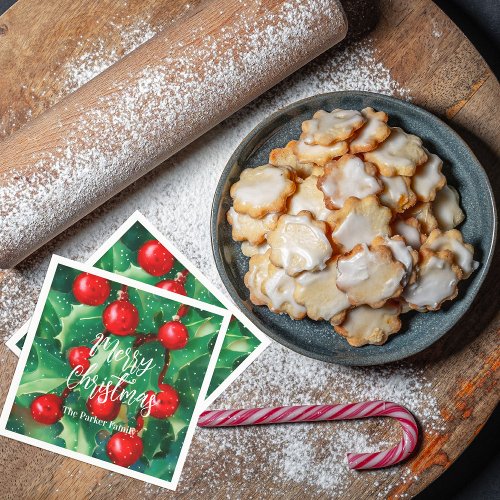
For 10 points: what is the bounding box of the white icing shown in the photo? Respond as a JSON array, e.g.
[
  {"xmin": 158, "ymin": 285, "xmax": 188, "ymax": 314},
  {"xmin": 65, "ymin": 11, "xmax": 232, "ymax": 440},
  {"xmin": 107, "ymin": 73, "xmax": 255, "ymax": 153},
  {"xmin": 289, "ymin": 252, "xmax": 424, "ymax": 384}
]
[
  {"xmin": 288, "ymin": 176, "xmax": 333, "ymax": 221},
  {"xmin": 383, "ymin": 237, "xmax": 414, "ymax": 286},
  {"xmin": 432, "ymin": 184, "xmax": 464, "ymax": 230},
  {"xmin": 235, "ymin": 166, "xmax": 289, "ymax": 206},
  {"xmin": 403, "ymin": 255, "xmax": 459, "ymax": 309},
  {"xmin": 394, "ymin": 219, "xmax": 422, "ymax": 249},
  {"xmin": 319, "ymin": 156, "xmax": 381, "ymax": 208},
  {"xmin": 303, "ymin": 109, "xmax": 364, "ymax": 145},
  {"xmin": 295, "ymin": 263, "xmax": 350, "ymax": 321},
  {"xmin": 349, "ymin": 108, "xmax": 389, "ymax": 151},
  {"xmin": 411, "ymin": 150, "xmax": 444, "ymax": 201},
  {"xmin": 269, "ymin": 214, "xmax": 332, "ymax": 275},
  {"xmin": 295, "ymin": 139, "xmax": 346, "ymax": 163},
  {"xmin": 365, "ymin": 127, "xmax": 424, "ymax": 172},
  {"xmin": 337, "ymin": 244, "xmax": 404, "ymax": 302},
  {"xmin": 263, "ymin": 267, "xmax": 306, "ymax": 316},
  {"xmin": 379, "ymin": 175, "xmax": 411, "ymax": 211},
  {"xmin": 425, "ymin": 233, "xmax": 478, "ymax": 275},
  {"xmin": 332, "ymin": 212, "xmax": 385, "ymax": 251}
]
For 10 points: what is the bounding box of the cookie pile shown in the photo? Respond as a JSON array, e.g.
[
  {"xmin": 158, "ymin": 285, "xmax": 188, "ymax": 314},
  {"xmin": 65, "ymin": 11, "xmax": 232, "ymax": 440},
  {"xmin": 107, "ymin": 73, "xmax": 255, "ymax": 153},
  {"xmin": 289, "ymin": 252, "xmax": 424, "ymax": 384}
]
[{"xmin": 227, "ymin": 107, "xmax": 478, "ymax": 347}]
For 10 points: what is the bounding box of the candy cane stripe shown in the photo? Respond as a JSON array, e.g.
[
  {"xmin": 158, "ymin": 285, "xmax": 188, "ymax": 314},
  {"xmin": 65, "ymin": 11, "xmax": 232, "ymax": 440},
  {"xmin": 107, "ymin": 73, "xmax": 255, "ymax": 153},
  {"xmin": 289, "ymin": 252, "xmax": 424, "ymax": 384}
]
[{"xmin": 198, "ymin": 400, "xmax": 418, "ymax": 471}]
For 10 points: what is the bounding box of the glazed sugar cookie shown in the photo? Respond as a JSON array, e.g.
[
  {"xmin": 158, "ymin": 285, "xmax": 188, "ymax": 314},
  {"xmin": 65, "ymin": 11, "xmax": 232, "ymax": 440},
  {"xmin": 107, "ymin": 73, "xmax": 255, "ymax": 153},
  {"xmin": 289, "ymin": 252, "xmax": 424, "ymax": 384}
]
[
  {"xmin": 378, "ymin": 174, "xmax": 417, "ymax": 213},
  {"xmin": 287, "ymin": 175, "xmax": 334, "ymax": 222},
  {"xmin": 294, "ymin": 256, "xmax": 351, "ymax": 324},
  {"xmin": 227, "ymin": 208, "xmax": 278, "ymax": 245},
  {"xmin": 432, "ymin": 184, "xmax": 465, "ymax": 230},
  {"xmin": 403, "ymin": 250, "xmax": 462, "ymax": 311},
  {"xmin": 349, "ymin": 107, "xmax": 391, "ymax": 154},
  {"xmin": 293, "ymin": 139, "xmax": 348, "ymax": 167},
  {"xmin": 328, "ymin": 195, "xmax": 392, "ymax": 253},
  {"xmin": 405, "ymin": 202, "xmax": 438, "ymax": 235},
  {"xmin": 391, "ymin": 217, "xmax": 424, "ymax": 250},
  {"xmin": 364, "ymin": 127, "xmax": 428, "ymax": 177},
  {"xmin": 373, "ymin": 235, "xmax": 418, "ymax": 287},
  {"xmin": 317, "ymin": 155, "xmax": 382, "ymax": 209},
  {"xmin": 262, "ymin": 262, "xmax": 306, "ymax": 319},
  {"xmin": 336, "ymin": 243, "xmax": 405, "ymax": 308},
  {"xmin": 334, "ymin": 302, "xmax": 402, "ymax": 347},
  {"xmin": 267, "ymin": 211, "xmax": 332, "ymax": 276},
  {"xmin": 230, "ymin": 164, "xmax": 296, "ymax": 218},
  {"xmin": 244, "ymin": 251, "xmax": 272, "ymax": 306},
  {"xmin": 421, "ymin": 229, "xmax": 478, "ymax": 278},
  {"xmin": 301, "ymin": 109, "xmax": 365, "ymax": 146},
  {"xmin": 269, "ymin": 141, "xmax": 319, "ymax": 179},
  {"xmin": 411, "ymin": 149, "xmax": 446, "ymax": 202},
  {"xmin": 241, "ymin": 241, "xmax": 270, "ymax": 258}
]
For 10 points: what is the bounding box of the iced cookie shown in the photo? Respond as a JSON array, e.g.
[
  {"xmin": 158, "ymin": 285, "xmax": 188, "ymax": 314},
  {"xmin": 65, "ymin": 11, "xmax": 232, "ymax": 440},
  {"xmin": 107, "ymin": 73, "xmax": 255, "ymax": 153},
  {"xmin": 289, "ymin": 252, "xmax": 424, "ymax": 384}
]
[
  {"xmin": 336, "ymin": 243, "xmax": 405, "ymax": 308},
  {"xmin": 293, "ymin": 139, "xmax": 348, "ymax": 167},
  {"xmin": 317, "ymin": 155, "xmax": 382, "ymax": 209},
  {"xmin": 373, "ymin": 235, "xmax": 418, "ymax": 287},
  {"xmin": 267, "ymin": 211, "xmax": 332, "ymax": 276},
  {"xmin": 349, "ymin": 107, "xmax": 391, "ymax": 154},
  {"xmin": 405, "ymin": 202, "xmax": 438, "ymax": 235},
  {"xmin": 421, "ymin": 229, "xmax": 478, "ymax": 278},
  {"xmin": 287, "ymin": 175, "xmax": 334, "ymax": 222},
  {"xmin": 230, "ymin": 164, "xmax": 296, "ymax": 218},
  {"xmin": 301, "ymin": 109, "xmax": 365, "ymax": 146},
  {"xmin": 241, "ymin": 241, "xmax": 270, "ymax": 258},
  {"xmin": 432, "ymin": 184, "xmax": 465, "ymax": 230},
  {"xmin": 294, "ymin": 256, "xmax": 351, "ymax": 324},
  {"xmin": 411, "ymin": 150, "xmax": 446, "ymax": 202},
  {"xmin": 378, "ymin": 174, "xmax": 417, "ymax": 213},
  {"xmin": 328, "ymin": 195, "xmax": 392, "ymax": 253},
  {"xmin": 364, "ymin": 127, "xmax": 428, "ymax": 177},
  {"xmin": 262, "ymin": 262, "xmax": 306, "ymax": 319},
  {"xmin": 269, "ymin": 141, "xmax": 319, "ymax": 179},
  {"xmin": 227, "ymin": 208, "xmax": 278, "ymax": 245},
  {"xmin": 244, "ymin": 251, "xmax": 272, "ymax": 306},
  {"xmin": 403, "ymin": 250, "xmax": 462, "ymax": 311},
  {"xmin": 334, "ymin": 302, "xmax": 402, "ymax": 347},
  {"xmin": 392, "ymin": 217, "xmax": 424, "ymax": 250}
]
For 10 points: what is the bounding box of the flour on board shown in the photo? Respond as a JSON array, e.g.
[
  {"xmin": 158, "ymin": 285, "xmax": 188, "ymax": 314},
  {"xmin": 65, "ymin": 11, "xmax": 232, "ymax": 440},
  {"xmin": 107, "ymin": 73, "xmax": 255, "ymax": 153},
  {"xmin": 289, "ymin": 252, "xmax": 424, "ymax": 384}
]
[{"xmin": 0, "ymin": 11, "xmax": 437, "ymax": 497}]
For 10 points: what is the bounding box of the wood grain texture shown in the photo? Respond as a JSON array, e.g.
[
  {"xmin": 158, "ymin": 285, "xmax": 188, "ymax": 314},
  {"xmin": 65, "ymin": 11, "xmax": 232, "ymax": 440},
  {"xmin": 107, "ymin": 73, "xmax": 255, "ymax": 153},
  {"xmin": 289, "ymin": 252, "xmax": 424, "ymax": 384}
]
[
  {"xmin": 0, "ymin": 0, "xmax": 498, "ymax": 498},
  {"xmin": 0, "ymin": 0, "xmax": 347, "ymax": 268}
]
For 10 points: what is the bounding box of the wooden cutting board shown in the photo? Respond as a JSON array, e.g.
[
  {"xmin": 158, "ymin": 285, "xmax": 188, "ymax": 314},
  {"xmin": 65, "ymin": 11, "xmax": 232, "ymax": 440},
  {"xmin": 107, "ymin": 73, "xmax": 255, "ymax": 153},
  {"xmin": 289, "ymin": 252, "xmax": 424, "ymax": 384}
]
[{"xmin": 0, "ymin": 0, "xmax": 498, "ymax": 498}]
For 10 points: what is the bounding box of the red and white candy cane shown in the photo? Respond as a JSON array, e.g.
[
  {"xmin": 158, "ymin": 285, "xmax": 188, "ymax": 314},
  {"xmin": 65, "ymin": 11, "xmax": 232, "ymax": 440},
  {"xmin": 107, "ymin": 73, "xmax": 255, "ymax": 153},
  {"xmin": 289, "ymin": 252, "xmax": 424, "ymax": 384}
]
[{"xmin": 198, "ymin": 400, "xmax": 418, "ymax": 470}]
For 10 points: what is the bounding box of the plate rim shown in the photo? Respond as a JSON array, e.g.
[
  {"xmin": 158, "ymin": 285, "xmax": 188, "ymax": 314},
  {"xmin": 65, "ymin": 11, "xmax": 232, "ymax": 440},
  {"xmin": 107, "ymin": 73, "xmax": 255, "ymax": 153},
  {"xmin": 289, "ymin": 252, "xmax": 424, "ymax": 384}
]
[{"xmin": 211, "ymin": 90, "xmax": 498, "ymax": 366}]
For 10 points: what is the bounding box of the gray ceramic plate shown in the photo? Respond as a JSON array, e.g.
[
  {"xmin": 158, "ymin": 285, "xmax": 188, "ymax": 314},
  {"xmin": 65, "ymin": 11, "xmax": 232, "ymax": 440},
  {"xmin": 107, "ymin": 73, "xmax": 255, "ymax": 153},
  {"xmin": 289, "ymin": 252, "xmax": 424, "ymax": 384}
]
[{"xmin": 211, "ymin": 91, "xmax": 497, "ymax": 366}]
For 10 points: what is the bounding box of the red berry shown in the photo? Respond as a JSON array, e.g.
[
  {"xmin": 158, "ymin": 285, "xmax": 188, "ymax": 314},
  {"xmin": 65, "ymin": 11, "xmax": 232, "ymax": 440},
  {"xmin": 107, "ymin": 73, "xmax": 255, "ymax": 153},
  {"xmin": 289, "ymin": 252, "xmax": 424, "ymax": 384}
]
[
  {"xmin": 106, "ymin": 432, "xmax": 143, "ymax": 468},
  {"xmin": 103, "ymin": 300, "xmax": 139, "ymax": 336},
  {"xmin": 31, "ymin": 394, "xmax": 63, "ymax": 425},
  {"xmin": 68, "ymin": 346, "xmax": 92, "ymax": 372},
  {"xmin": 144, "ymin": 386, "xmax": 179, "ymax": 419},
  {"xmin": 72, "ymin": 273, "xmax": 110, "ymax": 306},
  {"xmin": 86, "ymin": 385, "xmax": 122, "ymax": 421},
  {"xmin": 155, "ymin": 279, "xmax": 186, "ymax": 296},
  {"xmin": 158, "ymin": 321, "xmax": 189, "ymax": 350},
  {"xmin": 137, "ymin": 240, "xmax": 174, "ymax": 276}
]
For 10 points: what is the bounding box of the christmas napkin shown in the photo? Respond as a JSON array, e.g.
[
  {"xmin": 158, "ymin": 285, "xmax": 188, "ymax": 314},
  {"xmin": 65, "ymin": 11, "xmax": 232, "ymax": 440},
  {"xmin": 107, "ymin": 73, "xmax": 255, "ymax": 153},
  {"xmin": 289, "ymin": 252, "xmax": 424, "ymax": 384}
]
[
  {"xmin": 6, "ymin": 212, "xmax": 270, "ymax": 409},
  {"xmin": 0, "ymin": 255, "xmax": 231, "ymax": 489}
]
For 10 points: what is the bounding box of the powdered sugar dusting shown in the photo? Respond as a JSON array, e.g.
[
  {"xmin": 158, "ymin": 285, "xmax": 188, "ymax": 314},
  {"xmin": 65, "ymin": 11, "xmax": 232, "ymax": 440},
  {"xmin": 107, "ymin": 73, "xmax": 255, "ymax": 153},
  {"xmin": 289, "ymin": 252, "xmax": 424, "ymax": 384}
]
[
  {"xmin": 0, "ymin": 8, "xmax": 439, "ymax": 496},
  {"xmin": 60, "ymin": 19, "xmax": 158, "ymax": 96},
  {"xmin": 0, "ymin": 0, "xmax": 347, "ymax": 268}
]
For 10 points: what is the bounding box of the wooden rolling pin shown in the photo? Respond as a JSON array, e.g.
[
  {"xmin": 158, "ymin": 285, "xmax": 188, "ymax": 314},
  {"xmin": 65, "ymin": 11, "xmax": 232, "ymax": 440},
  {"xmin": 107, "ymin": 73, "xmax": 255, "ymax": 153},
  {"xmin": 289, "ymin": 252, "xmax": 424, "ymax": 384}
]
[{"xmin": 0, "ymin": 0, "xmax": 347, "ymax": 269}]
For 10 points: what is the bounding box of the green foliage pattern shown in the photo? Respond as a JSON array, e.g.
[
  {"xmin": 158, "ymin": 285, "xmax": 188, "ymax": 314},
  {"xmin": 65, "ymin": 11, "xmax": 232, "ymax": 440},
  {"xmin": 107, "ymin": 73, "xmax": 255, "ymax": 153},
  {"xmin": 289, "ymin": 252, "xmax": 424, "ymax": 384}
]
[{"xmin": 8, "ymin": 264, "xmax": 225, "ymax": 481}]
